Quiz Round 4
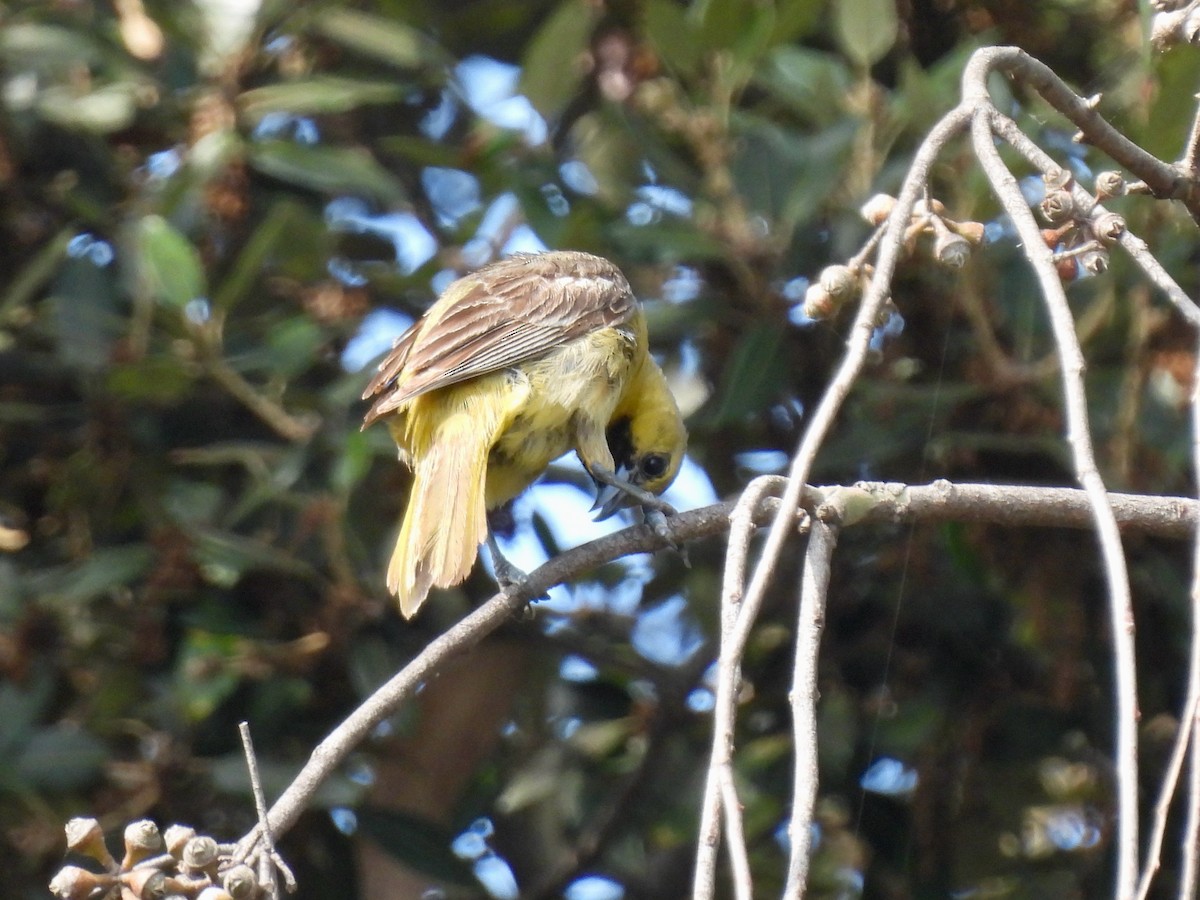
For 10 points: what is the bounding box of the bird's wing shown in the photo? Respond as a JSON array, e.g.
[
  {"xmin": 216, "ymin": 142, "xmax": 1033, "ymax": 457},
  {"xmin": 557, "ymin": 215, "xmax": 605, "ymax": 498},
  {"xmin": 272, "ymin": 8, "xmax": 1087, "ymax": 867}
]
[{"xmin": 362, "ymin": 252, "xmax": 636, "ymax": 424}]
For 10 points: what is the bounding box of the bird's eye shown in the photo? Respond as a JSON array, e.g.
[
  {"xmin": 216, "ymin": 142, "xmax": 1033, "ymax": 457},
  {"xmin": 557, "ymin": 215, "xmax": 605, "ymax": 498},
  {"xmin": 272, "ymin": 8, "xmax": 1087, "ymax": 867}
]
[{"xmin": 640, "ymin": 454, "xmax": 669, "ymax": 480}]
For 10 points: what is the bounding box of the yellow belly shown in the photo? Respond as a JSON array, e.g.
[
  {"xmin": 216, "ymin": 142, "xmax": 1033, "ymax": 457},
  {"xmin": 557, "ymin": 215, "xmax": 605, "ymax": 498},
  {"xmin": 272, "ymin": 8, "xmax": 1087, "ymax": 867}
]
[{"xmin": 485, "ymin": 326, "xmax": 636, "ymax": 507}]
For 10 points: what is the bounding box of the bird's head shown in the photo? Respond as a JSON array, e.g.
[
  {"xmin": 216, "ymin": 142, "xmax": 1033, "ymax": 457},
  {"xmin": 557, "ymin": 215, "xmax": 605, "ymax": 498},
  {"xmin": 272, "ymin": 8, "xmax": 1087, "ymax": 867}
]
[{"xmin": 595, "ymin": 357, "xmax": 687, "ymax": 519}]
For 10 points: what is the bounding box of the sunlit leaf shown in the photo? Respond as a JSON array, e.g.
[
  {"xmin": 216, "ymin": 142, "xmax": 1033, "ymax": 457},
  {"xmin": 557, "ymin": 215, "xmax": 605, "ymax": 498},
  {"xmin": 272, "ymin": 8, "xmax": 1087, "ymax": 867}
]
[
  {"xmin": 0, "ymin": 23, "xmax": 102, "ymax": 70},
  {"xmin": 134, "ymin": 215, "xmax": 207, "ymax": 309},
  {"xmin": 519, "ymin": 0, "xmax": 600, "ymax": 121},
  {"xmin": 311, "ymin": 8, "xmax": 450, "ymax": 70},
  {"xmin": 249, "ymin": 140, "xmax": 407, "ymax": 204},
  {"xmin": 265, "ymin": 317, "xmax": 323, "ymax": 378},
  {"xmin": 37, "ymin": 82, "xmax": 140, "ymax": 133},
  {"xmin": 239, "ymin": 77, "xmax": 407, "ymax": 122},
  {"xmin": 175, "ymin": 629, "xmax": 242, "ymax": 721},
  {"xmin": 833, "ymin": 0, "xmax": 898, "ymax": 68}
]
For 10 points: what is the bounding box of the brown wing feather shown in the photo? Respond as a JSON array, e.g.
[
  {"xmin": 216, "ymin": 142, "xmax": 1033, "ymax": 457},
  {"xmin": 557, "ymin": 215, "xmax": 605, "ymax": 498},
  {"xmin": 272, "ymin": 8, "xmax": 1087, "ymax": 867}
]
[{"xmin": 362, "ymin": 251, "xmax": 636, "ymax": 425}]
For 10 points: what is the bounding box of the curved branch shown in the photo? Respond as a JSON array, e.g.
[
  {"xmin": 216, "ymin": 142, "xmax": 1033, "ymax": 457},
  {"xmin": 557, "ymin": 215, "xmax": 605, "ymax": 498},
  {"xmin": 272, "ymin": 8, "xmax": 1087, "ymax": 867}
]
[{"xmin": 234, "ymin": 480, "xmax": 1199, "ymax": 861}]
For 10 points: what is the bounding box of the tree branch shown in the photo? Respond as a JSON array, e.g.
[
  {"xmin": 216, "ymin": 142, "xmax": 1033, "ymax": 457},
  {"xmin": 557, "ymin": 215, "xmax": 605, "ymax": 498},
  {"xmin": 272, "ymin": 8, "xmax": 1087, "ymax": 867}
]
[{"xmin": 234, "ymin": 480, "xmax": 1199, "ymax": 863}]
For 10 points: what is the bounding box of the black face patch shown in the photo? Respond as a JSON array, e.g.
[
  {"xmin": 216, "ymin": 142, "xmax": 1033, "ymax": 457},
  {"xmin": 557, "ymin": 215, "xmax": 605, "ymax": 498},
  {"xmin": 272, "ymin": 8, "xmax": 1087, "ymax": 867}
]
[{"xmin": 606, "ymin": 417, "xmax": 634, "ymax": 470}]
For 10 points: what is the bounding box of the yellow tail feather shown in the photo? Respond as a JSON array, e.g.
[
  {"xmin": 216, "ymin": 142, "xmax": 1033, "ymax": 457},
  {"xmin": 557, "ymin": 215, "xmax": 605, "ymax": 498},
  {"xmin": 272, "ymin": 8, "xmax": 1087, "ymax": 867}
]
[{"xmin": 388, "ymin": 399, "xmax": 502, "ymax": 618}]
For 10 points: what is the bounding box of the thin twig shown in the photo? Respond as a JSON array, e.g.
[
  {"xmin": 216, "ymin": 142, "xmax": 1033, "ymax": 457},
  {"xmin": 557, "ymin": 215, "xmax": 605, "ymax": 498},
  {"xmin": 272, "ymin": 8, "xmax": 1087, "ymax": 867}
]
[
  {"xmin": 719, "ymin": 769, "xmax": 753, "ymax": 900},
  {"xmin": 693, "ymin": 475, "xmax": 785, "ymax": 898},
  {"xmin": 963, "ymin": 47, "xmax": 1195, "ymax": 216},
  {"xmin": 1135, "ymin": 331, "xmax": 1200, "ymax": 900},
  {"xmin": 230, "ymin": 481, "xmax": 1198, "ymax": 861},
  {"xmin": 984, "ymin": 110, "xmax": 1200, "ymax": 327},
  {"xmin": 783, "ymin": 517, "xmax": 840, "ymax": 899},
  {"xmin": 1182, "ymin": 718, "xmax": 1200, "ymax": 898},
  {"xmin": 238, "ymin": 721, "xmax": 292, "ymax": 898},
  {"xmin": 971, "ymin": 105, "xmax": 1139, "ymax": 900}
]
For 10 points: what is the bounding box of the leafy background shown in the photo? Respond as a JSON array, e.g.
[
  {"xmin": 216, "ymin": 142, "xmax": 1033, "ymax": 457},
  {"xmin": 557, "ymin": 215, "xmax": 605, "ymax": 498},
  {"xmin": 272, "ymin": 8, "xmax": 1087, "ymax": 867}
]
[{"xmin": 3, "ymin": 0, "xmax": 1200, "ymax": 897}]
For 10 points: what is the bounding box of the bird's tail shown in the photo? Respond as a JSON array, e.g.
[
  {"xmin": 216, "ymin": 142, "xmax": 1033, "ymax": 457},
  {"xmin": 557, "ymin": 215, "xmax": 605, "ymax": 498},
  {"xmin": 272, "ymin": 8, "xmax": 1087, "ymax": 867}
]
[{"xmin": 388, "ymin": 401, "xmax": 497, "ymax": 618}]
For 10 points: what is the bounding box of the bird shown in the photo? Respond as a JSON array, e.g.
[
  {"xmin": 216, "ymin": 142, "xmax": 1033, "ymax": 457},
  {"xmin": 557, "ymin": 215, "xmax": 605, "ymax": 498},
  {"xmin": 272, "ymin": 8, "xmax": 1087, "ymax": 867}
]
[{"xmin": 362, "ymin": 250, "xmax": 687, "ymax": 618}]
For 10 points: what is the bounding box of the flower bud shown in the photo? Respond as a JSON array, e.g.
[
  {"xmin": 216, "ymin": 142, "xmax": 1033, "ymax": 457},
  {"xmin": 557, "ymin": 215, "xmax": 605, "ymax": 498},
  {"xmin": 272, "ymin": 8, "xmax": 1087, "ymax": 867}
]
[
  {"xmin": 948, "ymin": 220, "xmax": 986, "ymax": 245},
  {"xmin": 1039, "ymin": 189, "xmax": 1076, "ymax": 224},
  {"xmin": 162, "ymin": 825, "xmax": 196, "ymax": 858},
  {"xmin": 122, "ymin": 868, "xmax": 168, "ymax": 900},
  {"xmin": 122, "ymin": 820, "xmax": 164, "ymax": 870},
  {"xmin": 222, "ymin": 863, "xmax": 258, "ymax": 900},
  {"xmin": 802, "ymin": 283, "xmax": 834, "ymax": 320},
  {"xmin": 934, "ymin": 231, "xmax": 972, "ymax": 269},
  {"xmin": 1055, "ymin": 256, "xmax": 1078, "ymax": 282},
  {"xmin": 49, "ymin": 866, "xmax": 116, "ymax": 900},
  {"xmin": 1094, "ymin": 170, "xmax": 1125, "ymax": 198},
  {"xmin": 819, "ymin": 264, "xmax": 859, "ymax": 302},
  {"xmin": 181, "ymin": 835, "xmax": 220, "ymax": 874},
  {"xmin": 859, "ymin": 193, "xmax": 896, "ymax": 226},
  {"xmin": 913, "ymin": 197, "xmax": 946, "ymax": 216},
  {"xmin": 1080, "ymin": 249, "xmax": 1109, "ymax": 275},
  {"xmin": 65, "ymin": 817, "xmax": 117, "ymax": 871},
  {"xmin": 1090, "ymin": 211, "xmax": 1126, "ymax": 244},
  {"xmin": 196, "ymin": 889, "xmax": 235, "ymax": 900}
]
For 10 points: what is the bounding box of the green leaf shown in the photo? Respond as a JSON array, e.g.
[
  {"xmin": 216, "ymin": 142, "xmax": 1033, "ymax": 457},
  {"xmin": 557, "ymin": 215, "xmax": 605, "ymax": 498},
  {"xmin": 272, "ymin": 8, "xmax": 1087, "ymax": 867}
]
[
  {"xmin": 702, "ymin": 323, "xmax": 787, "ymax": 426},
  {"xmin": 13, "ymin": 725, "xmax": 107, "ymax": 791},
  {"xmin": 249, "ymin": 140, "xmax": 407, "ymax": 204},
  {"xmin": 519, "ymin": 0, "xmax": 600, "ymax": 121},
  {"xmin": 134, "ymin": 215, "xmax": 207, "ymax": 309},
  {"xmin": 356, "ymin": 808, "xmax": 475, "ymax": 884},
  {"xmin": 37, "ymin": 82, "xmax": 139, "ymax": 133},
  {"xmin": 833, "ymin": 0, "xmax": 898, "ymax": 69},
  {"xmin": 643, "ymin": 0, "xmax": 701, "ymax": 75},
  {"xmin": 175, "ymin": 630, "xmax": 242, "ymax": 722},
  {"xmin": 333, "ymin": 429, "xmax": 372, "ymax": 495},
  {"xmin": 187, "ymin": 524, "xmax": 317, "ymax": 586},
  {"xmin": 0, "ymin": 23, "xmax": 102, "ymax": 70},
  {"xmin": 212, "ymin": 201, "xmax": 309, "ymax": 312},
  {"xmin": 311, "ymin": 8, "xmax": 450, "ymax": 71},
  {"xmin": 106, "ymin": 355, "xmax": 194, "ymax": 403},
  {"xmin": 239, "ymin": 77, "xmax": 407, "ymax": 122},
  {"xmin": 265, "ymin": 317, "xmax": 323, "ymax": 379},
  {"xmin": 48, "ymin": 256, "xmax": 120, "ymax": 371},
  {"xmin": 754, "ymin": 47, "xmax": 852, "ymax": 125},
  {"xmin": 31, "ymin": 545, "xmax": 156, "ymax": 607}
]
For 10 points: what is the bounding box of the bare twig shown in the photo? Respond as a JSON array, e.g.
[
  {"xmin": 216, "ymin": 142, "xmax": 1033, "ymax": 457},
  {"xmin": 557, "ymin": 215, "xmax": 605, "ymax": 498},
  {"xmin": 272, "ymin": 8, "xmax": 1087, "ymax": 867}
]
[
  {"xmin": 237, "ymin": 722, "xmax": 294, "ymax": 897},
  {"xmin": 693, "ymin": 103, "xmax": 975, "ymax": 900},
  {"xmin": 693, "ymin": 475, "xmax": 787, "ymax": 898},
  {"xmin": 983, "ymin": 109, "xmax": 1200, "ymax": 327},
  {"xmin": 719, "ymin": 769, "xmax": 753, "ymax": 900},
  {"xmin": 783, "ymin": 516, "xmax": 840, "ymax": 899},
  {"xmin": 231, "ymin": 481, "xmax": 1198, "ymax": 862},
  {"xmin": 1136, "ymin": 332, "xmax": 1200, "ymax": 900},
  {"xmin": 963, "ymin": 47, "xmax": 1196, "ymax": 217},
  {"xmin": 971, "ymin": 104, "xmax": 1139, "ymax": 900}
]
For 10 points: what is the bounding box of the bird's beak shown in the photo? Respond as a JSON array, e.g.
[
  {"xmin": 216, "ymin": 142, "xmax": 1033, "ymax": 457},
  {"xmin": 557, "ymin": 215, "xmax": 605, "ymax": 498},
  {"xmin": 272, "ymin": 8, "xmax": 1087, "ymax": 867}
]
[{"xmin": 591, "ymin": 467, "xmax": 639, "ymax": 521}]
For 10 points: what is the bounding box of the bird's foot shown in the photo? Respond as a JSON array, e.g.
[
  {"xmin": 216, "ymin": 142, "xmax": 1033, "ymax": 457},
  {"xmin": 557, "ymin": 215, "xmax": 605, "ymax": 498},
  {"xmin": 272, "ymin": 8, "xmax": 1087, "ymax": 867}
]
[
  {"xmin": 486, "ymin": 532, "xmax": 548, "ymax": 605},
  {"xmin": 590, "ymin": 467, "xmax": 677, "ymax": 520},
  {"xmin": 642, "ymin": 506, "xmax": 688, "ymax": 565}
]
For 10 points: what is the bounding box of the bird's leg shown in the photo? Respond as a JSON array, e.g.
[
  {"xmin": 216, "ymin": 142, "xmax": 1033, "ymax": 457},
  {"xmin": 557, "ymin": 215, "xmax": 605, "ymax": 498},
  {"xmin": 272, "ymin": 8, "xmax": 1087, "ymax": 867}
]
[{"xmin": 485, "ymin": 530, "xmax": 528, "ymax": 591}]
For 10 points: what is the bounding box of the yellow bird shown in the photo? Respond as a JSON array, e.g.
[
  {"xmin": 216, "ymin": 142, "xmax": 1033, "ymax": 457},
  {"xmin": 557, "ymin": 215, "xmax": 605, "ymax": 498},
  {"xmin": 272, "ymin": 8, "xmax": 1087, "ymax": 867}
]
[{"xmin": 362, "ymin": 250, "xmax": 687, "ymax": 618}]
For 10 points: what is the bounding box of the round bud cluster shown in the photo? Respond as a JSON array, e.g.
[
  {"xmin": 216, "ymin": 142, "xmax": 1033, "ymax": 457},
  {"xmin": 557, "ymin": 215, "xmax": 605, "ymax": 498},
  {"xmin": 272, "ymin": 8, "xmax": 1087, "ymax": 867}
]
[{"xmin": 50, "ymin": 817, "xmax": 268, "ymax": 900}]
